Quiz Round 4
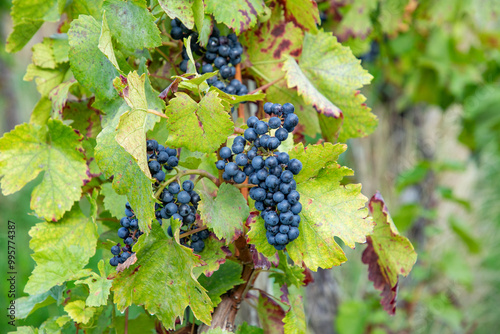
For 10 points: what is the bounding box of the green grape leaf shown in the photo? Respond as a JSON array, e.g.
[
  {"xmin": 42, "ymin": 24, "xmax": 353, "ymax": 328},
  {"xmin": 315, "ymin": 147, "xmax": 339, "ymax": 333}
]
[
  {"xmin": 64, "ymin": 300, "xmax": 96, "ymax": 325},
  {"xmin": 98, "ymin": 11, "xmax": 120, "ymax": 70},
  {"xmin": 337, "ymin": 0, "xmax": 377, "ymax": 40},
  {"xmin": 112, "ymin": 223, "xmax": 213, "ymax": 329},
  {"xmin": 282, "ymin": 31, "xmax": 377, "ymax": 141},
  {"xmin": 37, "ymin": 315, "xmax": 71, "ymax": 334},
  {"xmin": 115, "ymin": 72, "xmax": 153, "ymax": 178},
  {"xmin": 362, "ymin": 192, "xmax": 417, "ymax": 315},
  {"xmin": 101, "ymin": 183, "xmax": 128, "ymax": 219},
  {"xmin": 6, "ymin": 0, "xmax": 59, "ymax": 53},
  {"xmin": 62, "ymin": 100, "xmax": 103, "ymax": 138},
  {"xmin": 68, "ymin": 15, "xmax": 120, "ymax": 100},
  {"xmin": 287, "ymin": 142, "xmax": 347, "ymax": 183},
  {"xmin": 165, "ymin": 91, "xmax": 234, "ymax": 153},
  {"xmin": 159, "ymin": 0, "xmax": 195, "ymax": 30},
  {"xmin": 236, "ymin": 322, "xmax": 264, "ymax": 334},
  {"xmin": 285, "ymin": 145, "xmax": 373, "ymax": 271},
  {"xmin": 0, "ymin": 120, "xmax": 88, "ymax": 221},
  {"xmin": 25, "ymin": 205, "xmax": 98, "ymax": 295},
  {"xmin": 199, "ymin": 183, "xmax": 250, "ymax": 243},
  {"xmin": 193, "ymin": 236, "xmax": 231, "ymax": 277},
  {"xmin": 103, "ymin": 0, "xmax": 162, "ymax": 56},
  {"xmin": 270, "ymin": 252, "xmax": 305, "ymax": 288},
  {"xmin": 95, "ymin": 97, "xmax": 156, "ymax": 234},
  {"xmin": 282, "ymin": 286, "xmax": 306, "ymax": 334},
  {"xmin": 24, "ymin": 63, "xmax": 71, "ymax": 97},
  {"xmin": 75, "ymin": 260, "xmax": 112, "ymax": 307},
  {"xmin": 32, "ymin": 40, "xmax": 57, "ymax": 69},
  {"xmin": 198, "ymin": 260, "xmax": 245, "ymax": 306},
  {"xmin": 8, "ymin": 327, "xmax": 38, "ymax": 334},
  {"xmin": 16, "ymin": 291, "xmax": 55, "ymax": 320},
  {"xmin": 277, "ymin": 0, "xmax": 320, "ymax": 32},
  {"xmin": 205, "ymin": 0, "xmax": 266, "ymax": 34}
]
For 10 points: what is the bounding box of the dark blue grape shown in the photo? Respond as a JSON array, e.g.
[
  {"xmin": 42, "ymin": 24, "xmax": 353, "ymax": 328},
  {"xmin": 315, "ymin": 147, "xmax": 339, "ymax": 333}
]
[
  {"xmin": 219, "ymin": 44, "xmax": 230, "ymax": 57},
  {"xmin": 279, "ymin": 182, "xmax": 292, "ymax": 195},
  {"xmin": 162, "ymin": 191, "xmax": 174, "ymax": 203},
  {"xmin": 267, "ymin": 138, "xmax": 281, "ymax": 150},
  {"xmin": 277, "ymin": 152, "xmax": 289, "ymax": 165},
  {"xmin": 247, "ymin": 148, "xmax": 257, "ymax": 160},
  {"xmin": 252, "ymin": 156, "xmax": 264, "ymax": 169},
  {"xmin": 166, "ymin": 203, "xmax": 178, "ymax": 215},
  {"xmin": 129, "ymin": 219, "xmax": 138, "ymax": 230},
  {"xmin": 235, "ymin": 153, "xmax": 248, "ymax": 166},
  {"xmin": 154, "ymin": 170, "xmax": 165, "ymax": 182},
  {"xmin": 250, "ymin": 187, "xmax": 266, "ymax": 201},
  {"xmin": 287, "ymin": 159, "xmax": 303, "ymax": 175},
  {"xmin": 243, "ymin": 165, "xmax": 254, "ymax": 176},
  {"xmin": 179, "ymin": 204, "xmax": 190, "ymax": 217},
  {"xmin": 247, "ymin": 116, "xmax": 259, "ymax": 128},
  {"xmin": 291, "ymin": 214, "xmax": 300, "ymax": 227},
  {"xmin": 275, "ymin": 233, "xmax": 288, "ymax": 245},
  {"xmin": 273, "ymin": 192, "xmax": 285, "ymax": 203},
  {"xmin": 244, "ymin": 128, "xmax": 257, "ymax": 142},
  {"xmin": 225, "ymin": 162, "xmax": 239, "ymax": 176},
  {"xmin": 259, "ymin": 135, "xmax": 270, "ymax": 149},
  {"xmin": 288, "ymin": 227, "xmax": 299, "ymax": 240},
  {"xmin": 192, "ymin": 240, "xmax": 205, "ymax": 252},
  {"xmin": 220, "ymin": 147, "xmax": 232, "ymax": 159},
  {"xmin": 280, "ymin": 211, "xmax": 293, "ymax": 224},
  {"xmin": 171, "ymin": 26, "xmax": 183, "ymax": 40},
  {"xmin": 180, "ymin": 60, "xmax": 188, "ymax": 72},
  {"xmin": 257, "ymin": 168, "xmax": 269, "ymax": 181},
  {"xmin": 157, "ymin": 151, "xmax": 169, "ymax": 164},
  {"xmin": 271, "ymin": 103, "xmax": 282, "ymax": 115},
  {"xmin": 264, "ymin": 102, "xmax": 273, "ymax": 114},
  {"xmin": 120, "ymin": 217, "xmax": 130, "ymax": 228},
  {"xmin": 279, "ymin": 225, "xmax": 290, "ymax": 234},
  {"xmin": 233, "ymin": 171, "xmax": 247, "ymax": 184},
  {"xmin": 220, "ymin": 65, "xmax": 232, "ymax": 79},
  {"xmin": 265, "ymin": 175, "xmax": 279, "ymax": 190},
  {"xmin": 254, "ymin": 121, "xmax": 268, "ymax": 135},
  {"xmin": 222, "ymin": 172, "xmax": 232, "ymax": 181},
  {"xmin": 110, "ymin": 256, "xmax": 119, "ymax": 266},
  {"xmin": 269, "ymin": 117, "xmax": 281, "ymax": 129},
  {"xmin": 125, "ymin": 208, "xmax": 134, "ymax": 217},
  {"xmin": 124, "ymin": 237, "xmax": 134, "ymax": 245},
  {"xmin": 284, "ymin": 113, "xmax": 299, "ymax": 128},
  {"xmin": 282, "ymin": 103, "xmax": 295, "ymax": 114},
  {"xmin": 166, "ymin": 148, "xmax": 177, "ymax": 157},
  {"xmin": 205, "ymin": 52, "xmax": 217, "ymax": 62},
  {"xmin": 167, "ymin": 225, "xmax": 173, "ymax": 237},
  {"xmin": 168, "ymin": 182, "xmax": 181, "ymax": 194},
  {"xmin": 111, "ymin": 245, "xmax": 121, "ymax": 255},
  {"xmin": 291, "ymin": 202, "xmax": 302, "ymax": 214},
  {"xmin": 277, "ymin": 200, "xmax": 290, "ymax": 213},
  {"xmin": 118, "ymin": 227, "xmax": 129, "ymax": 239},
  {"xmin": 202, "ymin": 63, "xmax": 214, "ymax": 74},
  {"xmin": 167, "ymin": 156, "xmax": 179, "ymax": 167},
  {"xmin": 183, "ymin": 180, "xmax": 194, "ymax": 191},
  {"xmin": 255, "ymin": 201, "xmax": 265, "ymax": 211},
  {"xmin": 287, "ymin": 190, "xmax": 300, "ymax": 204},
  {"xmin": 149, "ymin": 160, "xmax": 161, "ymax": 173},
  {"xmin": 178, "ymin": 191, "xmax": 191, "ymax": 204},
  {"xmin": 147, "ymin": 139, "xmax": 158, "ymax": 151},
  {"xmin": 214, "ymin": 56, "xmax": 227, "ymax": 69},
  {"xmin": 275, "ymin": 128, "xmax": 288, "ymax": 141}
]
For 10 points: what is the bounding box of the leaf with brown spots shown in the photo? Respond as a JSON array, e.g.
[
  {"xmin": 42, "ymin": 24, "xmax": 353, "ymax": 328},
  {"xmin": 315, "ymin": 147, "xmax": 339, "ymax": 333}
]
[
  {"xmin": 205, "ymin": 0, "xmax": 267, "ymax": 34},
  {"xmin": 276, "ymin": 0, "xmax": 320, "ymax": 32},
  {"xmin": 242, "ymin": 5, "xmax": 321, "ymax": 139},
  {"xmin": 362, "ymin": 192, "xmax": 417, "ymax": 315},
  {"xmin": 336, "ymin": 0, "xmax": 377, "ymax": 41},
  {"xmin": 159, "ymin": 0, "xmax": 195, "ymax": 30},
  {"xmin": 282, "ymin": 31, "xmax": 377, "ymax": 141},
  {"xmin": 112, "ymin": 221, "xmax": 213, "ymax": 329}
]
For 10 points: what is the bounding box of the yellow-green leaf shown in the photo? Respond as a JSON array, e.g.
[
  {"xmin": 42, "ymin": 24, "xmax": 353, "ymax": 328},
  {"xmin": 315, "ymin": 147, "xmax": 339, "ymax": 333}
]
[{"xmin": 64, "ymin": 300, "xmax": 96, "ymax": 324}]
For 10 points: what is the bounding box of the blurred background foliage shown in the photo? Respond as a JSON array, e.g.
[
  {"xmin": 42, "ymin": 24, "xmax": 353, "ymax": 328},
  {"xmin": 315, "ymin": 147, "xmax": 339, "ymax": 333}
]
[{"xmin": 1, "ymin": 0, "xmax": 500, "ymax": 333}]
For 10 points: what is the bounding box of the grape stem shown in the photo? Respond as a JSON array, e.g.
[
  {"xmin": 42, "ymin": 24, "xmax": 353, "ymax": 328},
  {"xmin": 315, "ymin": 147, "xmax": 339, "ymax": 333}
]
[
  {"xmin": 154, "ymin": 169, "xmax": 220, "ymax": 198},
  {"xmin": 180, "ymin": 225, "xmax": 207, "ymax": 238},
  {"xmin": 249, "ymin": 75, "xmax": 285, "ymax": 94}
]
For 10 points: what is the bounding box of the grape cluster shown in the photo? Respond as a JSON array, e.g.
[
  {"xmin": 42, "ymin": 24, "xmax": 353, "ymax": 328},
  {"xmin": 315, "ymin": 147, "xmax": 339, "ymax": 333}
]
[
  {"xmin": 215, "ymin": 102, "xmax": 303, "ymax": 250},
  {"xmin": 147, "ymin": 140, "xmax": 179, "ymax": 183},
  {"xmin": 170, "ymin": 19, "xmax": 248, "ymax": 96},
  {"xmin": 110, "ymin": 202, "xmax": 144, "ymax": 266}
]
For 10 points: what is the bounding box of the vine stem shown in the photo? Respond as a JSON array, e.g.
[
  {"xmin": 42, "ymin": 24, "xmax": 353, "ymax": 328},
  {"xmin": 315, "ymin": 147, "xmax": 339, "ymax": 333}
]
[
  {"xmin": 146, "ymin": 109, "xmax": 168, "ymax": 119},
  {"xmin": 154, "ymin": 169, "xmax": 220, "ymax": 198},
  {"xmin": 249, "ymin": 75, "xmax": 285, "ymax": 94},
  {"xmin": 235, "ymin": 64, "xmax": 245, "ymax": 119},
  {"xmin": 124, "ymin": 307, "xmax": 129, "ymax": 334}
]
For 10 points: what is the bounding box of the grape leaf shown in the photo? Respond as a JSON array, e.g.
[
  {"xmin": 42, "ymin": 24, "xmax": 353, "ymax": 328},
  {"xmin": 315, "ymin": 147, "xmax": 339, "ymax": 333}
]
[
  {"xmin": 287, "ymin": 142, "xmax": 346, "ymax": 183},
  {"xmin": 62, "ymin": 100, "xmax": 103, "ymax": 138},
  {"xmin": 115, "ymin": 72, "xmax": 154, "ymax": 178},
  {"xmin": 198, "ymin": 260, "xmax": 245, "ymax": 306},
  {"xmin": 102, "ymin": 0, "xmax": 162, "ymax": 56},
  {"xmin": 199, "ymin": 183, "xmax": 250, "ymax": 243},
  {"xmin": 165, "ymin": 91, "xmax": 234, "ymax": 153},
  {"xmin": 286, "ymin": 144, "xmax": 373, "ymax": 271},
  {"xmin": 64, "ymin": 300, "xmax": 96, "ymax": 324},
  {"xmin": 101, "ymin": 183, "xmax": 128, "ymax": 219},
  {"xmin": 6, "ymin": 0, "xmax": 59, "ymax": 53},
  {"xmin": 270, "ymin": 252, "xmax": 304, "ymax": 288},
  {"xmin": 276, "ymin": 0, "xmax": 320, "ymax": 32},
  {"xmin": 37, "ymin": 315, "xmax": 71, "ymax": 333},
  {"xmin": 337, "ymin": 0, "xmax": 377, "ymax": 40},
  {"xmin": 193, "ymin": 236, "xmax": 231, "ymax": 277},
  {"xmin": 282, "ymin": 286, "xmax": 306, "ymax": 334},
  {"xmin": 24, "ymin": 63, "xmax": 71, "ymax": 97},
  {"xmin": 236, "ymin": 322, "xmax": 264, "ymax": 334},
  {"xmin": 98, "ymin": 11, "xmax": 120, "ymax": 70},
  {"xmin": 7, "ymin": 327, "xmax": 38, "ymax": 334},
  {"xmin": 282, "ymin": 31, "xmax": 377, "ymax": 141},
  {"xmin": 68, "ymin": 15, "xmax": 120, "ymax": 100},
  {"xmin": 242, "ymin": 7, "xmax": 321, "ymax": 140},
  {"xmin": 204, "ymin": 0, "xmax": 266, "ymax": 34},
  {"xmin": 0, "ymin": 120, "xmax": 88, "ymax": 221},
  {"xmin": 75, "ymin": 260, "xmax": 112, "ymax": 307},
  {"xmin": 49, "ymin": 80, "xmax": 77, "ymax": 116},
  {"xmin": 112, "ymin": 223, "xmax": 213, "ymax": 329},
  {"xmin": 205, "ymin": 329, "xmax": 233, "ymax": 334},
  {"xmin": 254, "ymin": 292, "xmax": 285, "ymax": 334},
  {"xmin": 362, "ymin": 192, "xmax": 417, "ymax": 315},
  {"xmin": 25, "ymin": 205, "xmax": 98, "ymax": 295},
  {"xmin": 95, "ymin": 97, "xmax": 156, "ymax": 234},
  {"xmin": 32, "ymin": 40, "xmax": 57, "ymax": 69},
  {"xmin": 16, "ymin": 291, "xmax": 55, "ymax": 320},
  {"xmin": 159, "ymin": 0, "xmax": 195, "ymax": 30}
]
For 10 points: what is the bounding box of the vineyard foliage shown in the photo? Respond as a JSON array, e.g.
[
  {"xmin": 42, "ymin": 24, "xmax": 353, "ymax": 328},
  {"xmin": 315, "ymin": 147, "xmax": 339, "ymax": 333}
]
[{"xmin": 0, "ymin": 0, "xmax": 424, "ymax": 332}]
